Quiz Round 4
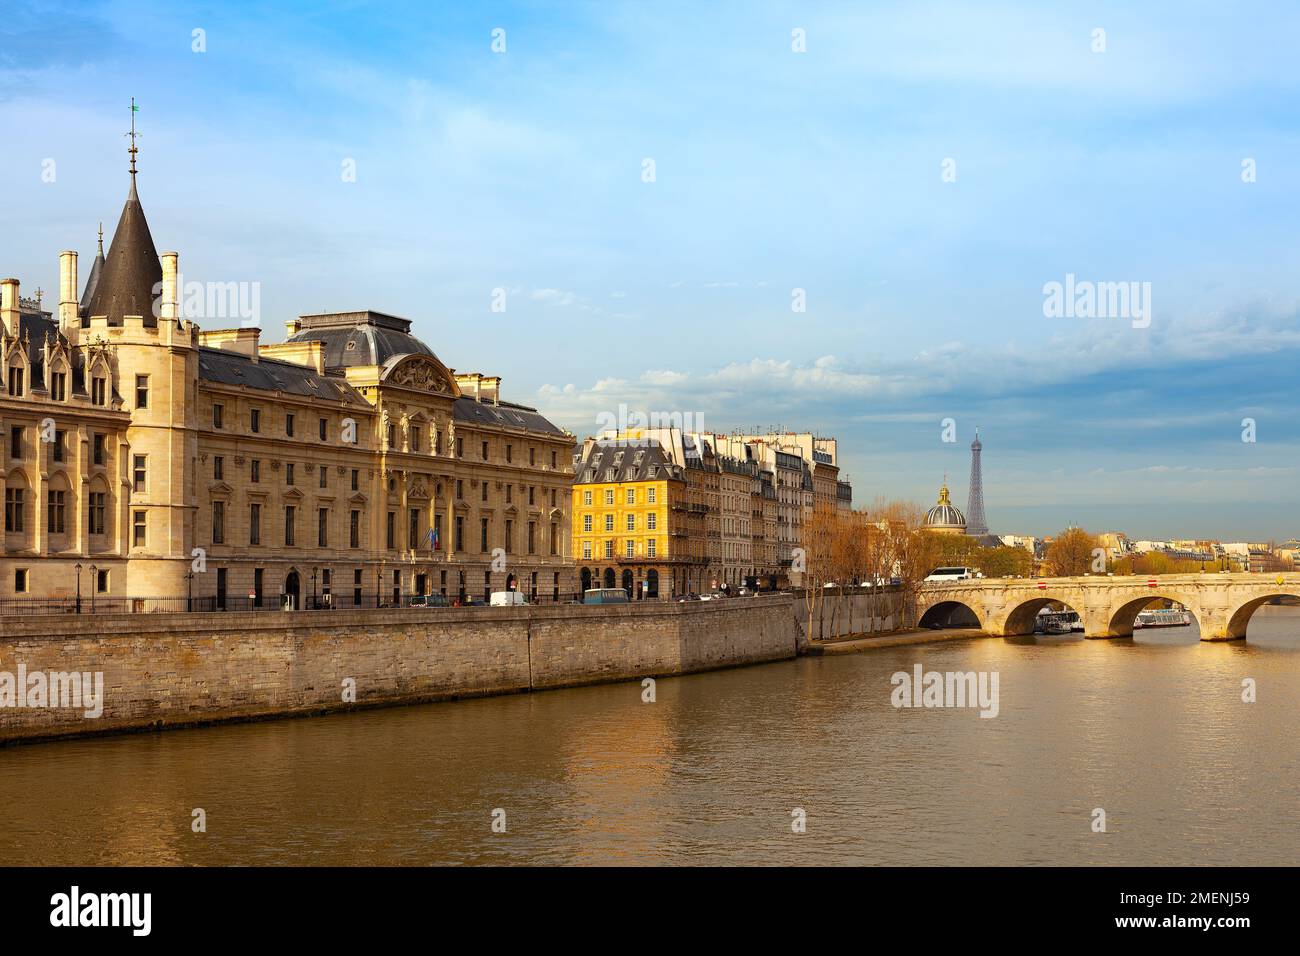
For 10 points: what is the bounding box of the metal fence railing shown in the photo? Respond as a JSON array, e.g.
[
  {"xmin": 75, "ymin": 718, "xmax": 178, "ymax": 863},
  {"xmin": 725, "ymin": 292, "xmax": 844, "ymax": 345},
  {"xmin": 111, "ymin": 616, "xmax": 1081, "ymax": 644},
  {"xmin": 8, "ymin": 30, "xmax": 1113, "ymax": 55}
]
[{"xmin": 0, "ymin": 590, "xmax": 701, "ymax": 616}]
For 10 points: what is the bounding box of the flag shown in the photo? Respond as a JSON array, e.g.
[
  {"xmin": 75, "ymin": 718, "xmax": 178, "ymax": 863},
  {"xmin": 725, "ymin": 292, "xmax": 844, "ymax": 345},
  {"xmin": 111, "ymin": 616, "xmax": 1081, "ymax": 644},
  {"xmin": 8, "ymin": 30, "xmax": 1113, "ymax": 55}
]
[{"xmin": 428, "ymin": 525, "xmax": 439, "ymax": 550}]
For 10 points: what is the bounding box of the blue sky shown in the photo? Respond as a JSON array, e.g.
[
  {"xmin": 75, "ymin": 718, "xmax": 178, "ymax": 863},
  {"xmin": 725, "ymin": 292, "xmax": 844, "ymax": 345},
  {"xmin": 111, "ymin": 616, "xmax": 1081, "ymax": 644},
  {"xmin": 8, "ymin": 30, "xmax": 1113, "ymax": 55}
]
[{"xmin": 3, "ymin": 1, "xmax": 1299, "ymax": 539}]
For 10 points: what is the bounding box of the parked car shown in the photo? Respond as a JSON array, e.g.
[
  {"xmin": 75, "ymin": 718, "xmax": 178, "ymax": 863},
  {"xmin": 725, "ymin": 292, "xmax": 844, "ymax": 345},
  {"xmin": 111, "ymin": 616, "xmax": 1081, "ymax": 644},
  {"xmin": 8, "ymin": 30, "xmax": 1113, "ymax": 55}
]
[
  {"xmin": 409, "ymin": 594, "xmax": 449, "ymax": 608},
  {"xmin": 489, "ymin": 590, "xmax": 529, "ymax": 607}
]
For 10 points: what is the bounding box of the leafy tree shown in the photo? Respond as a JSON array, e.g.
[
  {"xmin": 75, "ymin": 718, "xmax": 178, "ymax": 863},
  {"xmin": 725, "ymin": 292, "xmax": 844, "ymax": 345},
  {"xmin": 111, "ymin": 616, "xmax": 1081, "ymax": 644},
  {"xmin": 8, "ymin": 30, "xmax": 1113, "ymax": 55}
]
[
  {"xmin": 1044, "ymin": 527, "xmax": 1100, "ymax": 577},
  {"xmin": 975, "ymin": 545, "xmax": 1034, "ymax": 577}
]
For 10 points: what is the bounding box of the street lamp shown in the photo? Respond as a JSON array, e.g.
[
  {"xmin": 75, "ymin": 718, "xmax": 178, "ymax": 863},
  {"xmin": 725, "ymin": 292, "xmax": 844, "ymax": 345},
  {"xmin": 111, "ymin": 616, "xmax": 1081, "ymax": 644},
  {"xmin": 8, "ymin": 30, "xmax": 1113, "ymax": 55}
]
[
  {"xmin": 312, "ymin": 568, "xmax": 318, "ymax": 610},
  {"xmin": 74, "ymin": 562, "xmax": 82, "ymax": 614},
  {"xmin": 89, "ymin": 564, "xmax": 97, "ymax": 613},
  {"xmin": 185, "ymin": 570, "xmax": 194, "ymax": 612}
]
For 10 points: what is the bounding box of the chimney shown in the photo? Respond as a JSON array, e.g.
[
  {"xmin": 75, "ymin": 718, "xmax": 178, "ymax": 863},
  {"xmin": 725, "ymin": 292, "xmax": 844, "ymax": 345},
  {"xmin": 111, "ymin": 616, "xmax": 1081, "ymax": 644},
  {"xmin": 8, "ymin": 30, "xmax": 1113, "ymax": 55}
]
[
  {"xmin": 1, "ymin": 278, "xmax": 19, "ymax": 337},
  {"xmin": 161, "ymin": 252, "xmax": 179, "ymax": 323},
  {"xmin": 58, "ymin": 251, "xmax": 78, "ymax": 327},
  {"xmin": 285, "ymin": 318, "xmax": 302, "ymax": 338}
]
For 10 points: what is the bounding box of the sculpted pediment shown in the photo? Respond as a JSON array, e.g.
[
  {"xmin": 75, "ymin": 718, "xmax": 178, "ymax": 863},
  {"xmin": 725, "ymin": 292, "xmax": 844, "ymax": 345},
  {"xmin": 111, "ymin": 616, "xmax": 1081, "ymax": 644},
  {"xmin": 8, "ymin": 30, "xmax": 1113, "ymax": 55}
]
[{"xmin": 381, "ymin": 354, "xmax": 460, "ymax": 396}]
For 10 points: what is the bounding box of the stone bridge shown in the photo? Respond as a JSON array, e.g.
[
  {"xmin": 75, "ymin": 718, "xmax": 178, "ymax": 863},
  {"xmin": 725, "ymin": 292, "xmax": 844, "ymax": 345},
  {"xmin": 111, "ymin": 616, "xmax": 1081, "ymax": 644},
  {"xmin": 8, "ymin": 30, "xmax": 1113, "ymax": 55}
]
[{"xmin": 916, "ymin": 573, "xmax": 1300, "ymax": 641}]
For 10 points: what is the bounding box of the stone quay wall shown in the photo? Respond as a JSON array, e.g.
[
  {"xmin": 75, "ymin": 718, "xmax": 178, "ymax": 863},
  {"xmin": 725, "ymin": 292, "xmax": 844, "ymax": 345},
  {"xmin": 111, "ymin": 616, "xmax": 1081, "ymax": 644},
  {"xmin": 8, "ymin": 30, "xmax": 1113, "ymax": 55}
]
[{"xmin": 0, "ymin": 595, "xmax": 796, "ymax": 744}]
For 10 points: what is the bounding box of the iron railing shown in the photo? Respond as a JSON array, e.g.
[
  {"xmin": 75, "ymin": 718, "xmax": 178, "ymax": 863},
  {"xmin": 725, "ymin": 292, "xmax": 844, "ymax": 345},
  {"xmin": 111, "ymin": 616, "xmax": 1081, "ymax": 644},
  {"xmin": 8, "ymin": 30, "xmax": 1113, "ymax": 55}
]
[{"xmin": 0, "ymin": 590, "xmax": 700, "ymax": 616}]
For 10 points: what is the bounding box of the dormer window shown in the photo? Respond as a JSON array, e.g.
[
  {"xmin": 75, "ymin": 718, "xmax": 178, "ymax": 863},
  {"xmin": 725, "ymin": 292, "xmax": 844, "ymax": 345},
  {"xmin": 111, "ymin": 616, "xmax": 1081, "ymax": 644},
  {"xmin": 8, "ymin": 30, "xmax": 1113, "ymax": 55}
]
[
  {"xmin": 50, "ymin": 370, "xmax": 66, "ymax": 402},
  {"xmin": 8, "ymin": 364, "xmax": 24, "ymax": 397},
  {"xmin": 91, "ymin": 376, "xmax": 106, "ymax": 406}
]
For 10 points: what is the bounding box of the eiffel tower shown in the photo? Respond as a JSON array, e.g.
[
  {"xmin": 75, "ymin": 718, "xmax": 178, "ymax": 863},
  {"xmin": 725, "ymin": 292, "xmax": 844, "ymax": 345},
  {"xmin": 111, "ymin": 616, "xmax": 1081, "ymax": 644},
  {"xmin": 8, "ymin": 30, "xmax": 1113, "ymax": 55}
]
[{"xmin": 966, "ymin": 429, "xmax": 989, "ymax": 536}]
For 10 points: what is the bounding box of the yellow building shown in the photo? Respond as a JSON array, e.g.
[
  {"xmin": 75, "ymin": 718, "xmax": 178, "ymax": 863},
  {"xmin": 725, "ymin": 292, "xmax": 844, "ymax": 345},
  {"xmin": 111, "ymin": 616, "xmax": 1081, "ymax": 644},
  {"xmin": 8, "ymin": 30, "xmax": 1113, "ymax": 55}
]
[{"xmin": 572, "ymin": 437, "xmax": 696, "ymax": 598}]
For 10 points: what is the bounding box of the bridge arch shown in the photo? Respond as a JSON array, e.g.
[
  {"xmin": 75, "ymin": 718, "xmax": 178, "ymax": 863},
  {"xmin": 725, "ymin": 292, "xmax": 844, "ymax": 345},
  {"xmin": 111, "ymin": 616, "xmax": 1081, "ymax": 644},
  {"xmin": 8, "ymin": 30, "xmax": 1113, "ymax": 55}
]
[
  {"xmin": 1105, "ymin": 592, "xmax": 1201, "ymax": 639},
  {"xmin": 917, "ymin": 600, "xmax": 982, "ymax": 629},
  {"xmin": 1223, "ymin": 593, "xmax": 1300, "ymax": 641},
  {"xmin": 1002, "ymin": 596, "xmax": 1086, "ymax": 636}
]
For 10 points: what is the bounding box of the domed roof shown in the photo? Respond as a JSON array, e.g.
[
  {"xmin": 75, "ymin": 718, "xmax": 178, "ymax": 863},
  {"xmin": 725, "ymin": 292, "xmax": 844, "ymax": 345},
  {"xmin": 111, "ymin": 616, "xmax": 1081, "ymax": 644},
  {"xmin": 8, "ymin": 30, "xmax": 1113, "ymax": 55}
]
[
  {"xmin": 924, "ymin": 480, "xmax": 967, "ymax": 530},
  {"xmin": 286, "ymin": 310, "xmax": 437, "ymax": 370}
]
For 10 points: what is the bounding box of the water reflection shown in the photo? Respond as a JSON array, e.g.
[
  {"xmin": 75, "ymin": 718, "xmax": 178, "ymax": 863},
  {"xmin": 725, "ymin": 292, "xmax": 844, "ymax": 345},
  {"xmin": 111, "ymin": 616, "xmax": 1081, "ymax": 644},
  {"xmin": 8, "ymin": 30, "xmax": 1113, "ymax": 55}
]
[{"xmin": 0, "ymin": 608, "xmax": 1296, "ymax": 866}]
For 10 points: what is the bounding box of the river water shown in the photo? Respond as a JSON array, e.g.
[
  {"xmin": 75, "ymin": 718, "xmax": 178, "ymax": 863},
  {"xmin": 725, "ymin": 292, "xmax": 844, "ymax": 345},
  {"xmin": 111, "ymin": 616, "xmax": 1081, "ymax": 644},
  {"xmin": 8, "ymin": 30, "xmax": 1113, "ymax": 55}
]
[{"xmin": 1, "ymin": 607, "xmax": 1297, "ymax": 866}]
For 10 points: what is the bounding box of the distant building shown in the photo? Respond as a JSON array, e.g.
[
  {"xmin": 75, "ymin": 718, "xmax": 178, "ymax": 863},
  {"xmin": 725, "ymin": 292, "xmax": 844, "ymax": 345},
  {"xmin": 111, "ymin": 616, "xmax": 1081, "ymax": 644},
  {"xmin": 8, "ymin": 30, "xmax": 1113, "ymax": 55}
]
[{"xmin": 923, "ymin": 479, "xmax": 966, "ymax": 535}]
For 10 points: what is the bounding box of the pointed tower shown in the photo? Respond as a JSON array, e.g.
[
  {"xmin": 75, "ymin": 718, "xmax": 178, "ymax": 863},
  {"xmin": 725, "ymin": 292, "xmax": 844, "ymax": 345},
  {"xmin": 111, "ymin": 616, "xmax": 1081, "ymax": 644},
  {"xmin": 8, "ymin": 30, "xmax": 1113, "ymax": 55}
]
[
  {"xmin": 82, "ymin": 177, "xmax": 162, "ymax": 326},
  {"xmin": 81, "ymin": 99, "xmax": 200, "ymax": 597},
  {"xmin": 79, "ymin": 223, "xmax": 106, "ymax": 320},
  {"xmin": 966, "ymin": 429, "xmax": 989, "ymax": 536}
]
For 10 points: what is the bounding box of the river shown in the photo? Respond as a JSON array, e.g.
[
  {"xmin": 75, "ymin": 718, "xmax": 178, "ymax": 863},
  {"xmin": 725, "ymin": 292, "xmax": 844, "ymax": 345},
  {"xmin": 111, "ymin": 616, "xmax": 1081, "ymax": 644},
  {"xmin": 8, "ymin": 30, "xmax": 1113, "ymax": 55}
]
[{"xmin": 1, "ymin": 606, "xmax": 1297, "ymax": 866}]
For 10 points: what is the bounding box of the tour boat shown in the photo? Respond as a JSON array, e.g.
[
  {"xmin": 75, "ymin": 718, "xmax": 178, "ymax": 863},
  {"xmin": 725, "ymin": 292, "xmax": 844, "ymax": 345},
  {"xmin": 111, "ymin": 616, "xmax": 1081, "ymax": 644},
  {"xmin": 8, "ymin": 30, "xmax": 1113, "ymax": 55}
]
[
  {"xmin": 1035, "ymin": 609, "xmax": 1078, "ymax": 634},
  {"xmin": 1134, "ymin": 607, "xmax": 1191, "ymax": 629}
]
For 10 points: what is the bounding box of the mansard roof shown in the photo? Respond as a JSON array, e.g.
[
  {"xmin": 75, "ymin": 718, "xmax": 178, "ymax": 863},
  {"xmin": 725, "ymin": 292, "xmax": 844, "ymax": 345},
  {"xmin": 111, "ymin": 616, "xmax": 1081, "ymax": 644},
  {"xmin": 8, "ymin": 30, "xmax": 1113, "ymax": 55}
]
[
  {"xmin": 197, "ymin": 347, "xmax": 367, "ymax": 405},
  {"xmin": 82, "ymin": 177, "xmax": 162, "ymax": 325},
  {"xmin": 574, "ymin": 439, "xmax": 685, "ymax": 484},
  {"xmin": 452, "ymin": 395, "xmax": 567, "ymax": 437}
]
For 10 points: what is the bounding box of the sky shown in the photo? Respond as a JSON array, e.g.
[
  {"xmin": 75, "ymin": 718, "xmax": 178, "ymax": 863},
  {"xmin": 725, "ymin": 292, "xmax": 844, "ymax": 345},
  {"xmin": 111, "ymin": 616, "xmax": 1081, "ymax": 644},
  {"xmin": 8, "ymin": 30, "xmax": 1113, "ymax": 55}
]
[{"xmin": 2, "ymin": 0, "xmax": 1299, "ymax": 540}]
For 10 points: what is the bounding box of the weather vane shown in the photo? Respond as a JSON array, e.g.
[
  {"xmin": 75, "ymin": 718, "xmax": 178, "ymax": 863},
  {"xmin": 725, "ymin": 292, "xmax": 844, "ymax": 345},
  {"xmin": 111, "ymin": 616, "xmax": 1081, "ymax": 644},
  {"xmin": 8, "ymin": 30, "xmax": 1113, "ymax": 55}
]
[{"xmin": 126, "ymin": 97, "xmax": 140, "ymax": 176}]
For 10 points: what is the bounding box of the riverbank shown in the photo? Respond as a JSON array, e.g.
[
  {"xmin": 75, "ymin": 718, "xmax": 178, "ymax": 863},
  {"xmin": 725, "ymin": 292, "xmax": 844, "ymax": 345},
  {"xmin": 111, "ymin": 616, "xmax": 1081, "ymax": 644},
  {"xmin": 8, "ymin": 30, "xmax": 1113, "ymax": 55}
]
[
  {"xmin": 803, "ymin": 627, "xmax": 987, "ymax": 655},
  {"xmin": 0, "ymin": 595, "xmax": 795, "ymax": 745}
]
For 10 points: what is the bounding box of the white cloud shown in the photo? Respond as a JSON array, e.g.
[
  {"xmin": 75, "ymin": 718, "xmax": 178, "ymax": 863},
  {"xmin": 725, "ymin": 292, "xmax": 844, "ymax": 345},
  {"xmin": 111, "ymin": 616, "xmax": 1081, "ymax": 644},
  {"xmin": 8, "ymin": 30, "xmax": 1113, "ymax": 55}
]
[{"xmin": 531, "ymin": 288, "xmax": 578, "ymax": 306}]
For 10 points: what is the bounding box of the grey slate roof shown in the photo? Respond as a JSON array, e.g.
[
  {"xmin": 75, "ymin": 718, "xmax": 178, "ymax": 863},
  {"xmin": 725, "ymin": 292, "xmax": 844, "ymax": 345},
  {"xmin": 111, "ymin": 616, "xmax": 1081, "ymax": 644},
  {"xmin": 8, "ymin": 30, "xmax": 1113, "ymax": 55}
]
[
  {"xmin": 79, "ymin": 248, "xmax": 104, "ymax": 318},
  {"xmin": 453, "ymin": 396, "xmax": 566, "ymax": 436},
  {"xmin": 198, "ymin": 347, "xmax": 367, "ymax": 405},
  {"xmin": 575, "ymin": 440, "xmax": 684, "ymax": 484},
  {"xmin": 286, "ymin": 311, "xmax": 436, "ymax": 369},
  {"xmin": 17, "ymin": 308, "xmax": 55, "ymax": 391},
  {"xmin": 82, "ymin": 177, "xmax": 162, "ymax": 326}
]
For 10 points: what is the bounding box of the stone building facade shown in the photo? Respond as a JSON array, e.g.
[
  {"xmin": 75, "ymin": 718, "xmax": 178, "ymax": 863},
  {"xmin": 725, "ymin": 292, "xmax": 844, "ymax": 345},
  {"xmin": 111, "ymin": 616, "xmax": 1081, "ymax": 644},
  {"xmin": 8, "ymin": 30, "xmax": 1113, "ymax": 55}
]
[
  {"xmin": 1, "ymin": 169, "xmax": 574, "ymax": 608},
  {"xmin": 571, "ymin": 437, "xmax": 695, "ymax": 598},
  {"xmin": 575, "ymin": 426, "xmax": 845, "ymax": 595}
]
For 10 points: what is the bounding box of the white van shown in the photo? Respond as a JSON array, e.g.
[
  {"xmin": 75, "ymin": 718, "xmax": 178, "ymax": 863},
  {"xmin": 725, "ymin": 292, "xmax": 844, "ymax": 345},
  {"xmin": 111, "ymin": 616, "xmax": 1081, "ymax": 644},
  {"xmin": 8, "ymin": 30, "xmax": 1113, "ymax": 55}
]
[
  {"xmin": 489, "ymin": 590, "xmax": 529, "ymax": 607},
  {"xmin": 923, "ymin": 567, "xmax": 978, "ymax": 583}
]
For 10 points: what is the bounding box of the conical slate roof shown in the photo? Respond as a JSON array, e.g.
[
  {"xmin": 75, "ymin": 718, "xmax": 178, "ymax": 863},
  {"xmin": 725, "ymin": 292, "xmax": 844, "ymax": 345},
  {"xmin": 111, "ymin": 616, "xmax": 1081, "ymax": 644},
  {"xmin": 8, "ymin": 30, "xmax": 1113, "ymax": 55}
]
[
  {"xmin": 83, "ymin": 178, "xmax": 162, "ymax": 325},
  {"xmin": 79, "ymin": 224, "xmax": 106, "ymax": 318}
]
